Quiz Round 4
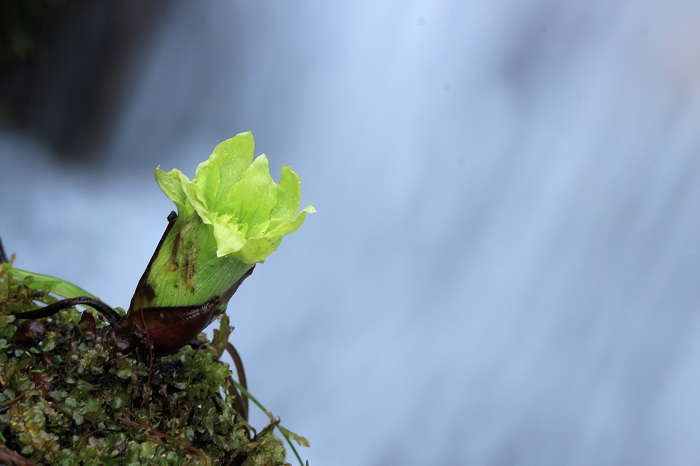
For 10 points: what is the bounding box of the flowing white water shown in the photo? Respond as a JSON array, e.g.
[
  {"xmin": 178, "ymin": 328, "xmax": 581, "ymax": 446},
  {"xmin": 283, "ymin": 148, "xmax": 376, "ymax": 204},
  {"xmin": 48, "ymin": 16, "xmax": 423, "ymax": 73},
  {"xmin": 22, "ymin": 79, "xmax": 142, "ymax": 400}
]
[{"xmin": 3, "ymin": 1, "xmax": 700, "ymax": 464}]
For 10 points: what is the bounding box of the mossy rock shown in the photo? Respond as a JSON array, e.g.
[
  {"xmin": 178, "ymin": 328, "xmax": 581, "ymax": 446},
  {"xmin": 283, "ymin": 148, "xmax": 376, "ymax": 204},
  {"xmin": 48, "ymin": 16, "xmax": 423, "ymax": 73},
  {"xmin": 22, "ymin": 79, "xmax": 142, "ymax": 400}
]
[{"xmin": 0, "ymin": 267, "xmax": 287, "ymax": 465}]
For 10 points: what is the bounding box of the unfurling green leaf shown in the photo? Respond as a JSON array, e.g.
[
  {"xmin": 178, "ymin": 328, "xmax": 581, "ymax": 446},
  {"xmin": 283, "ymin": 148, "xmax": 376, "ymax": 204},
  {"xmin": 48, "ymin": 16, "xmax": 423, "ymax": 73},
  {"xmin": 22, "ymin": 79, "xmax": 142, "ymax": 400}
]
[
  {"xmin": 155, "ymin": 131, "xmax": 315, "ymax": 264},
  {"xmin": 141, "ymin": 131, "xmax": 314, "ymax": 310}
]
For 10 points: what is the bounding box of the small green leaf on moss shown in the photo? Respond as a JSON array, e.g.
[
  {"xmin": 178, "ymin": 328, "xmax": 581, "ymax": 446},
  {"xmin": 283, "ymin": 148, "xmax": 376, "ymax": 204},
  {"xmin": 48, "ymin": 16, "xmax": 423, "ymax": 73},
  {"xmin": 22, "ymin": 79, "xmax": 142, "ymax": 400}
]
[{"xmin": 279, "ymin": 426, "xmax": 311, "ymax": 447}]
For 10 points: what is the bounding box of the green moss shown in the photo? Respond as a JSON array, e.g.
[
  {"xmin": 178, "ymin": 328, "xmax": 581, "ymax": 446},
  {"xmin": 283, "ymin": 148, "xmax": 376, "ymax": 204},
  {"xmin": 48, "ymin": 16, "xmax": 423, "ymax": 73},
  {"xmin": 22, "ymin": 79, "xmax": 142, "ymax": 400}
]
[{"xmin": 0, "ymin": 266, "xmax": 288, "ymax": 465}]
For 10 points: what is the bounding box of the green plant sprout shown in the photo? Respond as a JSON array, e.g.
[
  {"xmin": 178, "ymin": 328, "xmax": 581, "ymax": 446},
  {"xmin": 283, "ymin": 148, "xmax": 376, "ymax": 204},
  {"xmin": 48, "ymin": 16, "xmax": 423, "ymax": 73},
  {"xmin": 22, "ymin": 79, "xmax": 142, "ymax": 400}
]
[
  {"xmin": 4, "ymin": 267, "xmax": 97, "ymax": 300},
  {"xmin": 0, "ymin": 131, "xmax": 314, "ymax": 465},
  {"xmin": 119, "ymin": 131, "xmax": 315, "ymax": 355}
]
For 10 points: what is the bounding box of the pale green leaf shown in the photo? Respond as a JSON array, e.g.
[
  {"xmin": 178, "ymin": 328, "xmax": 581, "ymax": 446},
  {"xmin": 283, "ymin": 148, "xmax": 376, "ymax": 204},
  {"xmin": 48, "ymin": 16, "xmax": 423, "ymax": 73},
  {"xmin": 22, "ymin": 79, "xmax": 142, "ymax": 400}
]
[
  {"xmin": 9, "ymin": 268, "xmax": 97, "ymax": 300},
  {"xmin": 155, "ymin": 167, "xmax": 190, "ymax": 216},
  {"xmin": 153, "ymin": 132, "xmax": 315, "ymax": 263},
  {"xmin": 234, "ymin": 237, "xmax": 279, "ymax": 264},
  {"xmin": 227, "ymin": 155, "xmax": 277, "ymax": 237},
  {"xmin": 196, "ymin": 131, "xmax": 255, "ymax": 210},
  {"xmin": 278, "ymin": 426, "xmax": 311, "ymax": 447}
]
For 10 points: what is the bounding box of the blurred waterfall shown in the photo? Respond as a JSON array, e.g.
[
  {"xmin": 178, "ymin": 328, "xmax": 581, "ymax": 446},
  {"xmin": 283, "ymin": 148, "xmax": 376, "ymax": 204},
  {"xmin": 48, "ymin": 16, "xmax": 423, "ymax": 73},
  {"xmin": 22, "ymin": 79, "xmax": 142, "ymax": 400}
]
[{"xmin": 3, "ymin": 1, "xmax": 700, "ymax": 464}]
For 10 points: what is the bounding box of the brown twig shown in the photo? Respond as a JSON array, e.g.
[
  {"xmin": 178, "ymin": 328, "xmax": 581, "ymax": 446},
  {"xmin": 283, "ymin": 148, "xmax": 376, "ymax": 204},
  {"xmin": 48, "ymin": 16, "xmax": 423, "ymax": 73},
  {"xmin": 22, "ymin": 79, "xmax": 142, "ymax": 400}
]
[
  {"xmin": 226, "ymin": 342, "xmax": 248, "ymax": 419},
  {"xmin": 0, "ymin": 441, "xmax": 37, "ymax": 466},
  {"xmin": 0, "ymin": 391, "xmax": 26, "ymax": 414},
  {"xmin": 0, "ymin": 236, "xmax": 8, "ymax": 264},
  {"xmin": 14, "ymin": 297, "xmax": 121, "ymax": 327},
  {"xmin": 0, "ymin": 381, "xmax": 47, "ymax": 414},
  {"xmin": 138, "ymin": 307, "xmax": 154, "ymax": 407}
]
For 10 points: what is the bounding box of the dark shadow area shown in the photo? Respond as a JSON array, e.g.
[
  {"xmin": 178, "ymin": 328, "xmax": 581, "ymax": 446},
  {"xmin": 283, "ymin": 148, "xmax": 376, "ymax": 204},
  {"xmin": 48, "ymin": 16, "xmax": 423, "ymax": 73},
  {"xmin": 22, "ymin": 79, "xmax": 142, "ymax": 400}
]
[{"xmin": 0, "ymin": 0, "xmax": 166, "ymax": 160}]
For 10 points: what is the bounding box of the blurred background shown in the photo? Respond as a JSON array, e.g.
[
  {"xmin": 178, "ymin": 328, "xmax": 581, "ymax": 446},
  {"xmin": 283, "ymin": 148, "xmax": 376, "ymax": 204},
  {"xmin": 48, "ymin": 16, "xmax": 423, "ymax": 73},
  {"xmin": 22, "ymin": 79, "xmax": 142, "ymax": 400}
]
[{"xmin": 2, "ymin": 1, "xmax": 700, "ymax": 464}]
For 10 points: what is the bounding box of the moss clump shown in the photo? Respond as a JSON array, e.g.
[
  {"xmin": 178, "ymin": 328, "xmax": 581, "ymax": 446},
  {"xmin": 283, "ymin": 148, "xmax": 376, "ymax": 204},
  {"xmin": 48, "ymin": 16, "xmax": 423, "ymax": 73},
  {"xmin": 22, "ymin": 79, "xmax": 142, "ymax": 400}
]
[{"xmin": 0, "ymin": 267, "xmax": 287, "ymax": 465}]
